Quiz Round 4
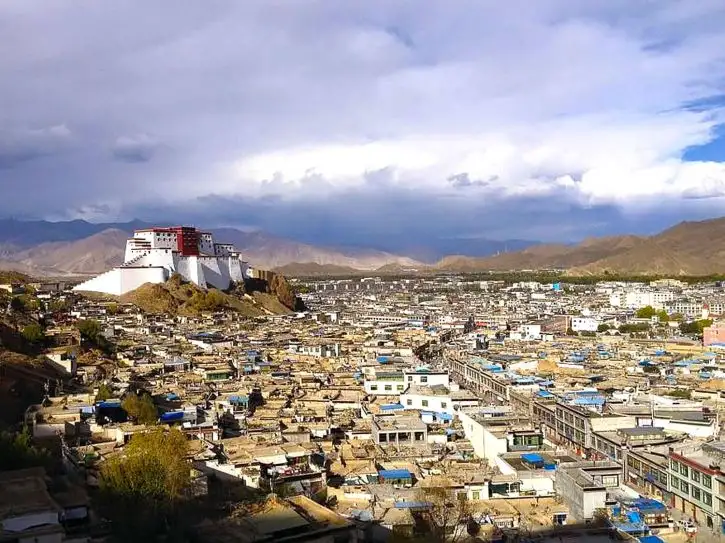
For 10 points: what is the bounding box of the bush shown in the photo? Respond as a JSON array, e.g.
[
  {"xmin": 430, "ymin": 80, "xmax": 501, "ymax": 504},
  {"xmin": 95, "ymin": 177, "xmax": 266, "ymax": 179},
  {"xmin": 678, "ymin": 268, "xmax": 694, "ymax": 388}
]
[
  {"xmin": 98, "ymin": 428, "xmax": 191, "ymax": 539},
  {"xmin": 0, "ymin": 427, "xmax": 51, "ymax": 472},
  {"xmin": 95, "ymin": 383, "xmax": 114, "ymax": 402},
  {"xmin": 122, "ymin": 393, "xmax": 158, "ymax": 425},
  {"xmin": 636, "ymin": 306, "xmax": 656, "ymax": 319},
  {"xmin": 21, "ymin": 323, "xmax": 45, "ymax": 344}
]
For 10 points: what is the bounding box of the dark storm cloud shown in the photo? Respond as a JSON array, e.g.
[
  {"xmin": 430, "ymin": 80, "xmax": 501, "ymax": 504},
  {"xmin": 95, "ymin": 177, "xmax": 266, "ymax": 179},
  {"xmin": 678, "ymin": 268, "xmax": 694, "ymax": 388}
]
[
  {"xmin": 111, "ymin": 135, "xmax": 160, "ymax": 163},
  {"xmin": 0, "ymin": 125, "xmax": 72, "ymax": 169}
]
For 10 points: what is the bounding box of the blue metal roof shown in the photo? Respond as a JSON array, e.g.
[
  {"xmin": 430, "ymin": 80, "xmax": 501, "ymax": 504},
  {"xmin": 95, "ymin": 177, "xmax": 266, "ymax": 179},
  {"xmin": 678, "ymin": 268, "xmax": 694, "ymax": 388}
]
[
  {"xmin": 160, "ymin": 411, "xmax": 184, "ymax": 422},
  {"xmin": 438, "ymin": 413, "xmax": 453, "ymax": 421},
  {"xmin": 379, "ymin": 469, "xmax": 412, "ymax": 479},
  {"xmin": 380, "ymin": 403, "xmax": 404, "ymax": 411}
]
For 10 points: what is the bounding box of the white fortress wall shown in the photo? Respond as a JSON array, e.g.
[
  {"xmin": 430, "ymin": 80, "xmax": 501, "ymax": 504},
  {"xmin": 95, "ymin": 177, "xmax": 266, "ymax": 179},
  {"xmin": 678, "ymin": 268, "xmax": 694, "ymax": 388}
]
[
  {"xmin": 73, "ymin": 268, "xmax": 124, "ymax": 296},
  {"xmin": 228, "ymin": 257, "xmax": 245, "ymax": 282},
  {"xmin": 175, "ymin": 256, "xmax": 195, "ymax": 285},
  {"xmin": 199, "ymin": 255, "xmax": 232, "ymax": 290},
  {"xmin": 119, "ymin": 267, "xmax": 167, "ymax": 294}
]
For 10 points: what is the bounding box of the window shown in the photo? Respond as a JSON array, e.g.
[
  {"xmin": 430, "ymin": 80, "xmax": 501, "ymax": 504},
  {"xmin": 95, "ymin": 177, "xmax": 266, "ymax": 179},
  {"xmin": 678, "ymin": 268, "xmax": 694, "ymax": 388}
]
[
  {"xmin": 370, "ymin": 385, "xmax": 378, "ymax": 391},
  {"xmin": 471, "ymin": 491, "xmax": 480, "ymax": 500},
  {"xmin": 422, "ymin": 400, "xmax": 429, "ymax": 407},
  {"xmin": 406, "ymin": 399, "xmax": 412, "ymax": 406},
  {"xmin": 397, "ymin": 385, "xmax": 404, "ymax": 391},
  {"xmin": 703, "ymin": 474, "xmax": 712, "ymax": 488},
  {"xmin": 692, "ymin": 487, "xmax": 701, "ymax": 501},
  {"xmin": 384, "ymin": 385, "xmax": 392, "ymax": 391},
  {"xmin": 670, "ymin": 476, "xmax": 679, "ymax": 490},
  {"xmin": 408, "ymin": 376, "xmax": 413, "ymax": 381},
  {"xmin": 670, "ymin": 460, "xmax": 678, "ymax": 470},
  {"xmin": 602, "ymin": 475, "xmax": 619, "ymax": 487},
  {"xmin": 441, "ymin": 402, "xmax": 447, "ymax": 409},
  {"xmin": 703, "ymin": 492, "xmax": 712, "ymax": 506},
  {"xmin": 420, "ymin": 376, "xmax": 428, "ymax": 383},
  {"xmin": 691, "ymin": 470, "xmax": 700, "ymax": 483},
  {"xmin": 680, "ymin": 464, "xmax": 689, "ymax": 477},
  {"xmin": 680, "ymin": 481, "xmax": 689, "ymax": 494}
]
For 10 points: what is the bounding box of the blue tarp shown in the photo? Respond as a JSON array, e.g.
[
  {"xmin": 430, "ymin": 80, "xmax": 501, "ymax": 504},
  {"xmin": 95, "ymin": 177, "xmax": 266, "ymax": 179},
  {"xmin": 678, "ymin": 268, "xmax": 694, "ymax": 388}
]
[
  {"xmin": 632, "ymin": 498, "xmax": 666, "ymax": 511},
  {"xmin": 160, "ymin": 411, "xmax": 184, "ymax": 422},
  {"xmin": 627, "ymin": 511, "xmax": 642, "ymax": 524},
  {"xmin": 394, "ymin": 501, "xmax": 430, "ymax": 509},
  {"xmin": 379, "ymin": 469, "xmax": 412, "ymax": 480},
  {"xmin": 229, "ymin": 395, "xmax": 248, "ymax": 405},
  {"xmin": 639, "ymin": 537, "xmax": 664, "ymax": 543},
  {"xmin": 166, "ymin": 392, "xmax": 179, "ymax": 400},
  {"xmin": 438, "ymin": 413, "xmax": 453, "ymax": 421},
  {"xmin": 97, "ymin": 400, "xmax": 121, "ymax": 408},
  {"xmin": 522, "ymin": 453, "xmax": 544, "ymax": 464},
  {"xmin": 380, "ymin": 403, "xmax": 404, "ymax": 411},
  {"xmin": 377, "ymin": 356, "xmax": 390, "ymax": 363}
]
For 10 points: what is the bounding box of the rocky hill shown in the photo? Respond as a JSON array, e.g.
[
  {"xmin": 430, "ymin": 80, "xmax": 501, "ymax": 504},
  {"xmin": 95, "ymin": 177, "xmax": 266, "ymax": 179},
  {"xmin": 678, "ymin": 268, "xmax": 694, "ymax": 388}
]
[{"xmin": 115, "ymin": 273, "xmax": 302, "ymax": 316}]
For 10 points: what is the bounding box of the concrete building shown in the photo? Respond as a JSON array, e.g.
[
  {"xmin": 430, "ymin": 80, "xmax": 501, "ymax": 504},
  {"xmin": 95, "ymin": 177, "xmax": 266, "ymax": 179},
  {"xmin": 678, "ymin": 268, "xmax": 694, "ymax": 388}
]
[
  {"xmin": 73, "ymin": 226, "xmax": 250, "ymax": 296},
  {"xmin": 555, "ymin": 461, "xmax": 622, "ymax": 522},
  {"xmin": 667, "ymin": 441, "xmax": 725, "ymax": 531},
  {"xmin": 399, "ymin": 384, "xmax": 478, "ymax": 415},
  {"xmin": 371, "ymin": 415, "xmax": 428, "ymax": 447},
  {"xmin": 571, "ymin": 317, "xmax": 598, "ymax": 333},
  {"xmin": 703, "ymin": 322, "xmax": 725, "ymax": 346}
]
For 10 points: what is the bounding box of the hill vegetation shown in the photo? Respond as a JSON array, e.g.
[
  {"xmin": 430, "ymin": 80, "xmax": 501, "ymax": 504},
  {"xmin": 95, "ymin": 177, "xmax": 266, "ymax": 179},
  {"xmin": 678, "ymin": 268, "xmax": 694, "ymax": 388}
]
[{"xmin": 116, "ymin": 273, "xmax": 302, "ymax": 316}]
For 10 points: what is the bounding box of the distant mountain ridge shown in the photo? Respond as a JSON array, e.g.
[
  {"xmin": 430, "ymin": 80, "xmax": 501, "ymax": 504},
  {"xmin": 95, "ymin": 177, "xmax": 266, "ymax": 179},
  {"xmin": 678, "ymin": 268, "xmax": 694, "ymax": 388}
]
[
  {"xmin": 2, "ymin": 216, "xmax": 724, "ymax": 277},
  {"xmin": 0, "ymin": 219, "xmax": 427, "ymax": 275}
]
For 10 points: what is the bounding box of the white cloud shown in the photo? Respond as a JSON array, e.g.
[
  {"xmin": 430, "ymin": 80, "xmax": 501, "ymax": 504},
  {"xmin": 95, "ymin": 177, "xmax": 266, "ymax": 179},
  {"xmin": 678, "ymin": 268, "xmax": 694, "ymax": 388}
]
[{"xmin": 1, "ymin": 0, "xmax": 725, "ymax": 240}]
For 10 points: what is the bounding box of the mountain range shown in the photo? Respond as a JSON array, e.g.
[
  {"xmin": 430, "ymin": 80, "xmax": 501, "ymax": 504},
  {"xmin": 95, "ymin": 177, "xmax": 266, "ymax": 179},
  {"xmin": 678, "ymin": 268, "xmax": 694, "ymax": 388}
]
[{"xmin": 0, "ymin": 217, "xmax": 723, "ymax": 277}]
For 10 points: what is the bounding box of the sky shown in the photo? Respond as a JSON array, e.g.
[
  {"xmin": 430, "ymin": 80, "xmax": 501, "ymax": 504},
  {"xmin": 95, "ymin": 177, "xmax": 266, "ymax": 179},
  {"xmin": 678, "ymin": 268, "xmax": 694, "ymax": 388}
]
[{"xmin": 2, "ymin": 0, "xmax": 725, "ymax": 252}]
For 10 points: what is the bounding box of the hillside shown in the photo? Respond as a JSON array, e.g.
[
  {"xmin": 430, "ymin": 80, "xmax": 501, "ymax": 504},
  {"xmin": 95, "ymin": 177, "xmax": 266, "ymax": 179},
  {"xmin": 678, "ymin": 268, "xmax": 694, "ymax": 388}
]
[
  {"xmin": 273, "ymin": 262, "xmax": 364, "ymax": 276},
  {"xmin": 115, "ymin": 273, "xmax": 301, "ymax": 316},
  {"xmin": 428, "ymin": 218, "xmax": 725, "ymax": 276},
  {"xmin": 0, "ymin": 221, "xmax": 423, "ymax": 275},
  {"xmin": 6, "ymin": 229, "xmax": 127, "ymax": 275}
]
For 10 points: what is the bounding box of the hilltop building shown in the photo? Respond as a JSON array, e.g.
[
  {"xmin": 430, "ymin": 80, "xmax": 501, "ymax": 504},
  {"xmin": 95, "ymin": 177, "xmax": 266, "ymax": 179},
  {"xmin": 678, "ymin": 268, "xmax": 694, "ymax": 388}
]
[{"xmin": 73, "ymin": 226, "xmax": 250, "ymax": 296}]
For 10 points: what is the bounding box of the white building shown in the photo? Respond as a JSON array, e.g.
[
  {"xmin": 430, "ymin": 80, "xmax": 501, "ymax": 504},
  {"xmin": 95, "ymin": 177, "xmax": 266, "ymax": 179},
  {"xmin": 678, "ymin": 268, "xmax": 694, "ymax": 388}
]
[
  {"xmin": 73, "ymin": 226, "xmax": 250, "ymax": 296},
  {"xmin": 399, "ymin": 385, "xmax": 478, "ymax": 415},
  {"xmin": 610, "ymin": 289, "xmax": 676, "ymax": 309},
  {"xmin": 364, "ymin": 370, "xmax": 450, "ymax": 396},
  {"xmin": 570, "ymin": 317, "xmax": 598, "ymax": 333}
]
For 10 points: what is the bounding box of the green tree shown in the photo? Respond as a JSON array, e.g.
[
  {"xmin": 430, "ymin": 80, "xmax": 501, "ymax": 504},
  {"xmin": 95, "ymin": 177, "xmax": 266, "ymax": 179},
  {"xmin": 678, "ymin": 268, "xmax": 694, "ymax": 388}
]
[
  {"xmin": 21, "ymin": 323, "xmax": 45, "ymax": 344},
  {"xmin": 679, "ymin": 319, "xmax": 712, "ymax": 335},
  {"xmin": 597, "ymin": 324, "xmax": 611, "ymax": 333},
  {"xmin": 76, "ymin": 319, "xmax": 102, "ymax": 341},
  {"xmin": 95, "ymin": 383, "xmax": 114, "ymax": 402},
  {"xmin": 10, "ymin": 296, "xmax": 25, "ymax": 312},
  {"xmin": 656, "ymin": 310, "xmax": 670, "ymax": 322},
  {"xmin": 122, "ymin": 393, "xmax": 158, "ymax": 425},
  {"xmin": 636, "ymin": 306, "xmax": 656, "ymax": 319},
  {"xmin": 97, "ymin": 428, "xmax": 191, "ymax": 540},
  {"xmin": 106, "ymin": 303, "xmax": 120, "ymax": 315},
  {"xmin": 0, "ymin": 427, "xmax": 51, "ymax": 472}
]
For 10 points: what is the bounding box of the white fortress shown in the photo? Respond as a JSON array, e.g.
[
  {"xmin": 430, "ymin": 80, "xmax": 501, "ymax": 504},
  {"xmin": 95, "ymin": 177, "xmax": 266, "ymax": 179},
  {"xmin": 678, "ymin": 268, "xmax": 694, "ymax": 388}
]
[{"xmin": 73, "ymin": 226, "xmax": 251, "ymax": 296}]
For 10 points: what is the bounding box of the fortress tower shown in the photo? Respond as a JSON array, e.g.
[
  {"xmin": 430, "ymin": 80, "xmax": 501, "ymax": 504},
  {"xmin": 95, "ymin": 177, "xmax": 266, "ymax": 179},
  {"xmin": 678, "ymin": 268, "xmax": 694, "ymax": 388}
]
[{"xmin": 73, "ymin": 226, "xmax": 250, "ymax": 296}]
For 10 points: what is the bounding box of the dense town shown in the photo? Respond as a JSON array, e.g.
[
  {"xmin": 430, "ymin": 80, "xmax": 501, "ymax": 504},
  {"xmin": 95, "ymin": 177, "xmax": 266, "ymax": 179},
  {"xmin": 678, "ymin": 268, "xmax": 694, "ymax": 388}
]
[{"xmin": 3, "ymin": 272, "xmax": 725, "ymax": 543}]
